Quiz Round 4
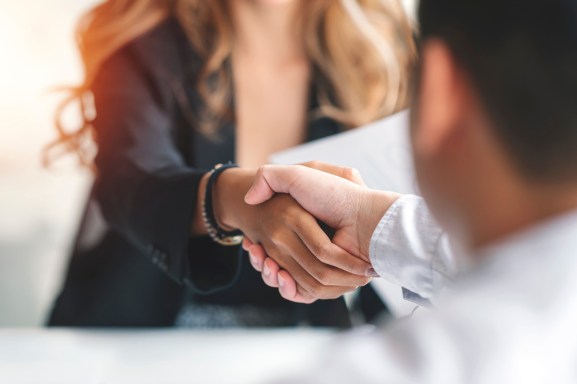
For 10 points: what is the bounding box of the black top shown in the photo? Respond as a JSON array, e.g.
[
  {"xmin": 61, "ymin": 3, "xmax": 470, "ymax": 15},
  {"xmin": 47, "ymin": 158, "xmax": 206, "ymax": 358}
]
[{"xmin": 47, "ymin": 18, "xmax": 355, "ymax": 327}]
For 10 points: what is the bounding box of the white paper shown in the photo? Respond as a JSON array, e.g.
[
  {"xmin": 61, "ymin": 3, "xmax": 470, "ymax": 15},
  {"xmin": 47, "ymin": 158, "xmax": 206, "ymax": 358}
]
[{"xmin": 270, "ymin": 110, "xmax": 418, "ymax": 318}]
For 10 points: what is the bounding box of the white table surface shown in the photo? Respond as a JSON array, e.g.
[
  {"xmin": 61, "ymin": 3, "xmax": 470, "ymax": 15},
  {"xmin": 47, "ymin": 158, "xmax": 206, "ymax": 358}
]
[{"xmin": 0, "ymin": 328, "xmax": 338, "ymax": 384}]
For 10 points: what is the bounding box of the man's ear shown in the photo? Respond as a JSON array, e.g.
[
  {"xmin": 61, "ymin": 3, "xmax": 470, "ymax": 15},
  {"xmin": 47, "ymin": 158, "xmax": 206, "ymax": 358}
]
[{"xmin": 415, "ymin": 39, "xmax": 464, "ymax": 157}]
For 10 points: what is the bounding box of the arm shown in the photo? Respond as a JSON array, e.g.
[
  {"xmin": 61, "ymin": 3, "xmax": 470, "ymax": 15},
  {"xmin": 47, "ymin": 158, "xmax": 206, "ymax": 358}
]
[
  {"xmin": 92, "ymin": 48, "xmax": 371, "ymax": 298},
  {"xmin": 92, "ymin": 46, "xmax": 209, "ymax": 288},
  {"xmin": 244, "ymin": 164, "xmax": 457, "ymax": 304},
  {"xmin": 368, "ymin": 195, "xmax": 456, "ymax": 305}
]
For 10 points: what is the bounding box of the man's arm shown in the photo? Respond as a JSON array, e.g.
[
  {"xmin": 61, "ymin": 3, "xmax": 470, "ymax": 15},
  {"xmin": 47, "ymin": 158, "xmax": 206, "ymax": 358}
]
[
  {"xmin": 368, "ymin": 194, "xmax": 457, "ymax": 305},
  {"xmin": 244, "ymin": 163, "xmax": 457, "ymax": 304}
]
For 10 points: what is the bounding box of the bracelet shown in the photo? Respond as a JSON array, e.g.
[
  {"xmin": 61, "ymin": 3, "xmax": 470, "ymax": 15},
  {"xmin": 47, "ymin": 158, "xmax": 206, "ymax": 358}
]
[{"xmin": 202, "ymin": 163, "xmax": 245, "ymax": 246}]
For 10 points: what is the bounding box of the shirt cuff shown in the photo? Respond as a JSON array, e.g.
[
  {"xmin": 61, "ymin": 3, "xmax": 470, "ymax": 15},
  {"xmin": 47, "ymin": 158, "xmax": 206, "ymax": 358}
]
[{"xmin": 368, "ymin": 195, "xmax": 446, "ymax": 301}]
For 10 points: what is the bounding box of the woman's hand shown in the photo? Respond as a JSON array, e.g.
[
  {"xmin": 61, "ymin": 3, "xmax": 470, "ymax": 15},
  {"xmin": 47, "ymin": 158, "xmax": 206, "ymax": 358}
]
[{"xmin": 212, "ymin": 167, "xmax": 373, "ymax": 302}]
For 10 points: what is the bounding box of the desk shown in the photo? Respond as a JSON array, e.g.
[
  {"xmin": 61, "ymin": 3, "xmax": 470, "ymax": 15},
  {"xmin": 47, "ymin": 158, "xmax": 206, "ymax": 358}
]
[{"xmin": 0, "ymin": 328, "xmax": 336, "ymax": 384}]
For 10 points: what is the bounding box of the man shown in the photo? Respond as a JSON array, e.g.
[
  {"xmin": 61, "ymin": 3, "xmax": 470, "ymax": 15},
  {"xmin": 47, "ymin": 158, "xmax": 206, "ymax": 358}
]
[{"xmin": 244, "ymin": 0, "xmax": 577, "ymax": 382}]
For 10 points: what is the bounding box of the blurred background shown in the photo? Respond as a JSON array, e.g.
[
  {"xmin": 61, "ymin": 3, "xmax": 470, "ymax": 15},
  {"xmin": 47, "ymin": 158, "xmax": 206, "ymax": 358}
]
[{"xmin": 0, "ymin": 0, "xmax": 417, "ymax": 327}]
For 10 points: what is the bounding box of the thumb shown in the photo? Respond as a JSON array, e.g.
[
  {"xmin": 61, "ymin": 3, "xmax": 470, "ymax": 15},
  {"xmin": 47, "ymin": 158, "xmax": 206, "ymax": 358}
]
[
  {"xmin": 244, "ymin": 165, "xmax": 294, "ymax": 205},
  {"xmin": 299, "ymin": 161, "xmax": 366, "ymax": 187}
]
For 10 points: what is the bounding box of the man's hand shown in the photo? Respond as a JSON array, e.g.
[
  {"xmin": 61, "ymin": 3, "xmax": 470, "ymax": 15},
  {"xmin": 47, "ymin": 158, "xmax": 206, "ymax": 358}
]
[{"xmin": 244, "ymin": 162, "xmax": 401, "ymax": 303}]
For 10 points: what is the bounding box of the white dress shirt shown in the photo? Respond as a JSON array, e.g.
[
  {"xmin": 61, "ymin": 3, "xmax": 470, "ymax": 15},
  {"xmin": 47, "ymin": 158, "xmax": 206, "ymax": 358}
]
[{"xmin": 277, "ymin": 195, "xmax": 577, "ymax": 384}]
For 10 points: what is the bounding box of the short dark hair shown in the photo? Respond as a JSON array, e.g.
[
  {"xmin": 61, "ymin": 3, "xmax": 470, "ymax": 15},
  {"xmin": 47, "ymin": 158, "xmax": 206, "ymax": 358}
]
[{"xmin": 419, "ymin": 0, "xmax": 577, "ymax": 181}]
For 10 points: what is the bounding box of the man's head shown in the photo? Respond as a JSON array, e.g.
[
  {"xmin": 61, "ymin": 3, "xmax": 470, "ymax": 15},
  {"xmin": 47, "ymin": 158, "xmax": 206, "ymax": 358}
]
[{"xmin": 411, "ymin": 0, "xmax": 577, "ymax": 248}]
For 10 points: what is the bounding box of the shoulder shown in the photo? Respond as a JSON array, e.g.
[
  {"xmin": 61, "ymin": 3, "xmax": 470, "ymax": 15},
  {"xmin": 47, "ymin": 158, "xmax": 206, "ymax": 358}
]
[
  {"xmin": 129, "ymin": 16, "xmax": 201, "ymax": 80},
  {"xmin": 96, "ymin": 16, "xmax": 201, "ymax": 86},
  {"xmin": 93, "ymin": 16, "xmax": 201, "ymax": 112}
]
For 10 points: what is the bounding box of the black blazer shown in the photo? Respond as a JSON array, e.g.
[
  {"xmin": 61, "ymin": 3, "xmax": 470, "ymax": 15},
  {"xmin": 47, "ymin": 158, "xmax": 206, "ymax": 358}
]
[{"xmin": 48, "ymin": 18, "xmax": 352, "ymax": 327}]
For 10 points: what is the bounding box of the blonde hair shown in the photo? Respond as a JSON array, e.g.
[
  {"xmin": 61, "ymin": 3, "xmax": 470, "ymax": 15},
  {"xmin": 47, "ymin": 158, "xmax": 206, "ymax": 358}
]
[{"xmin": 47, "ymin": 0, "xmax": 416, "ymax": 167}]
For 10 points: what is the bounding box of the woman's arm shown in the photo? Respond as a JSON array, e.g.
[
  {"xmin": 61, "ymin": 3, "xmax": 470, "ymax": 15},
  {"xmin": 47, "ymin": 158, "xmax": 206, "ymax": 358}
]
[
  {"xmin": 92, "ymin": 46, "xmax": 371, "ymax": 299},
  {"xmin": 92, "ymin": 45, "xmax": 208, "ymax": 286}
]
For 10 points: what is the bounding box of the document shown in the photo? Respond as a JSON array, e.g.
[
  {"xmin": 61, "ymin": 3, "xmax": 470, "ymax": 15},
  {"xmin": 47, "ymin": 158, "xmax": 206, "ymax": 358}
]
[{"xmin": 270, "ymin": 110, "xmax": 418, "ymax": 317}]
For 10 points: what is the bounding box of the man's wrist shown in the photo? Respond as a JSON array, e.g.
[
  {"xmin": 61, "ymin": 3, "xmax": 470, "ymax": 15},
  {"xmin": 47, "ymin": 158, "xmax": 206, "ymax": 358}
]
[{"xmin": 357, "ymin": 189, "xmax": 402, "ymax": 259}]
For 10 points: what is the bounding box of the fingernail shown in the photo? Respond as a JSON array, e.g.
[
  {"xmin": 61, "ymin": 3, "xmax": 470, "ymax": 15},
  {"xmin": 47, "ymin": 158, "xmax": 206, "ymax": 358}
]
[
  {"xmin": 244, "ymin": 187, "xmax": 253, "ymax": 201},
  {"xmin": 366, "ymin": 268, "xmax": 380, "ymax": 278},
  {"xmin": 278, "ymin": 273, "xmax": 285, "ymax": 287},
  {"xmin": 263, "ymin": 261, "xmax": 271, "ymax": 276},
  {"xmin": 248, "ymin": 250, "xmax": 259, "ymax": 265}
]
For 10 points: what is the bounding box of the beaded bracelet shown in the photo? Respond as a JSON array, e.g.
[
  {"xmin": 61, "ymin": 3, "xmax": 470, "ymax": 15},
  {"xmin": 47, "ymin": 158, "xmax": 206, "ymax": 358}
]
[{"xmin": 202, "ymin": 163, "xmax": 245, "ymax": 246}]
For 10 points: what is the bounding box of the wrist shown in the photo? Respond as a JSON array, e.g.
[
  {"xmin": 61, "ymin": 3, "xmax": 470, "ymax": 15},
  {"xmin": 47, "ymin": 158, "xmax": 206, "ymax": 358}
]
[
  {"xmin": 356, "ymin": 189, "xmax": 402, "ymax": 259},
  {"xmin": 213, "ymin": 168, "xmax": 256, "ymax": 231}
]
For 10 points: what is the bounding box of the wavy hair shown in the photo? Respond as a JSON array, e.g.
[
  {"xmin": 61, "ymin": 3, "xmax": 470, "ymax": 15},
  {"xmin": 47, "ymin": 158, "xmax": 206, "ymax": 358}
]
[{"xmin": 46, "ymin": 0, "xmax": 416, "ymax": 167}]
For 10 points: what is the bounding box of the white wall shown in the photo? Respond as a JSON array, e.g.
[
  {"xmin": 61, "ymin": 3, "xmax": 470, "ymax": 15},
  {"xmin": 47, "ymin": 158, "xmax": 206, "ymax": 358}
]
[{"xmin": 0, "ymin": 0, "xmax": 97, "ymax": 326}]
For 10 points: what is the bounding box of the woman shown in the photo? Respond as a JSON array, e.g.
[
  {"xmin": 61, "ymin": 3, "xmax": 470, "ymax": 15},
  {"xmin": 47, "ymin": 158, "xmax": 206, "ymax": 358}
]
[{"xmin": 47, "ymin": 0, "xmax": 415, "ymax": 327}]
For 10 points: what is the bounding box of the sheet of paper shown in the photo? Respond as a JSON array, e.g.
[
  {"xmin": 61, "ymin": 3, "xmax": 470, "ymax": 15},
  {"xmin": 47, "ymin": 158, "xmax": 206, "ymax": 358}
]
[{"xmin": 270, "ymin": 110, "xmax": 418, "ymax": 318}]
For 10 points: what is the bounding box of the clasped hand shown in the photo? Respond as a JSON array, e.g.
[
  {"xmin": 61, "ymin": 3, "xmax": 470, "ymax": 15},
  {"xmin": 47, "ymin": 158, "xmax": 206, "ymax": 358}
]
[{"xmin": 235, "ymin": 162, "xmax": 400, "ymax": 304}]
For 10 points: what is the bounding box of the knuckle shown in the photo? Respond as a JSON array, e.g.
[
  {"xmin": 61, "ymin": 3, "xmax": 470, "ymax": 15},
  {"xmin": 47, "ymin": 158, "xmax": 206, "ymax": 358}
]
[
  {"xmin": 308, "ymin": 160, "xmax": 322, "ymax": 169},
  {"xmin": 269, "ymin": 229, "xmax": 287, "ymax": 247},
  {"xmin": 297, "ymin": 286, "xmax": 315, "ymax": 300},
  {"xmin": 295, "ymin": 213, "xmax": 316, "ymax": 235},
  {"xmin": 256, "ymin": 165, "xmax": 273, "ymax": 181},
  {"xmin": 312, "ymin": 268, "xmax": 331, "ymax": 285},
  {"xmin": 310, "ymin": 285, "xmax": 334, "ymax": 300},
  {"xmin": 348, "ymin": 261, "xmax": 365, "ymax": 276},
  {"xmin": 283, "ymin": 204, "xmax": 302, "ymax": 223},
  {"xmin": 255, "ymin": 165, "xmax": 266, "ymax": 178},
  {"xmin": 314, "ymin": 243, "xmax": 329, "ymax": 262},
  {"xmin": 342, "ymin": 167, "xmax": 357, "ymax": 181},
  {"xmin": 307, "ymin": 283, "xmax": 323, "ymax": 298}
]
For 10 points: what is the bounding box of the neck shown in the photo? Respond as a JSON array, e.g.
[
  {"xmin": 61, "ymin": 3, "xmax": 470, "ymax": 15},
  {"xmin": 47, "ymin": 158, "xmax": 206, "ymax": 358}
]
[
  {"xmin": 470, "ymin": 180, "xmax": 577, "ymax": 251},
  {"xmin": 227, "ymin": 0, "xmax": 304, "ymax": 63}
]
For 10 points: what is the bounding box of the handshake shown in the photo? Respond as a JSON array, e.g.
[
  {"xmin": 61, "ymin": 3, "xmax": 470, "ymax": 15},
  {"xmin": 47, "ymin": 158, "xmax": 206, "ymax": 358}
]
[{"xmin": 217, "ymin": 161, "xmax": 401, "ymax": 304}]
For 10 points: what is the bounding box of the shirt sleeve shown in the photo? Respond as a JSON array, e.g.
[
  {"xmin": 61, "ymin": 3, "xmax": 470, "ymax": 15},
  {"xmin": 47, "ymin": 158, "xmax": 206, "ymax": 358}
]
[
  {"xmin": 369, "ymin": 195, "xmax": 458, "ymax": 304},
  {"xmin": 91, "ymin": 44, "xmax": 238, "ymax": 292}
]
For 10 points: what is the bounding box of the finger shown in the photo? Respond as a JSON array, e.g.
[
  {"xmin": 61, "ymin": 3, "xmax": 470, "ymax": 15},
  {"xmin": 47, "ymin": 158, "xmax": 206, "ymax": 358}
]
[
  {"xmin": 276, "ymin": 270, "xmax": 319, "ymax": 302},
  {"xmin": 268, "ymin": 242, "xmax": 361, "ymax": 300},
  {"xmin": 299, "ymin": 161, "xmax": 366, "ymax": 187},
  {"xmin": 284, "ymin": 229, "xmax": 372, "ymax": 286},
  {"xmin": 262, "ymin": 258, "xmax": 280, "ymax": 287},
  {"xmin": 290, "ymin": 214, "xmax": 374, "ymax": 278},
  {"xmin": 242, "ymin": 237, "xmax": 254, "ymax": 251},
  {"xmin": 278, "ymin": 271, "xmax": 317, "ymax": 304},
  {"xmin": 296, "ymin": 283, "xmax": 318, "ymax": 302},
  {"xmin": 248, "ymin": 244, "xmax": 266, "ymax": 272},
  {"xmin": 245, "ymin": 166, "xmax": 362, "ymax": 230}
]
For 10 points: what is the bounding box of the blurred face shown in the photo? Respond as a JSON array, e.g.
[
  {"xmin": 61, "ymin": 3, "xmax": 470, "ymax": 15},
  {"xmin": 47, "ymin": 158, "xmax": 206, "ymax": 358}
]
[{"xmin": 411, "ymin": 38, "xmax": 553, "ymax": 251}]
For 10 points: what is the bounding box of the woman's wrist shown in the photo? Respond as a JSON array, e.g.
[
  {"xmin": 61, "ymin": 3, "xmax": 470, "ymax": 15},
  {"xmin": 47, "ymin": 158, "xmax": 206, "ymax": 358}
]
[{"xmin": 213, "ymin": 167, "xmax": 257, "ymax": 232}]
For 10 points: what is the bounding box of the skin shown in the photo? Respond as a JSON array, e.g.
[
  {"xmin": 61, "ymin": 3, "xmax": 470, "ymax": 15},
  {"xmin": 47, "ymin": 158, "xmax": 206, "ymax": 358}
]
[
  {"xmin": 245, "ymin": 39, "xmax": 577, "ymax": 302},
  {"xmin": 231, "ymin": 0, "xmax": 311, "ymax": 169},
  {"xmin": 188, "ymin": 0, "xmax": 373, "ymax": 300},
  {"xmin": 243, "ymin": 166, "xmax": 398, "ymax": 302}
]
